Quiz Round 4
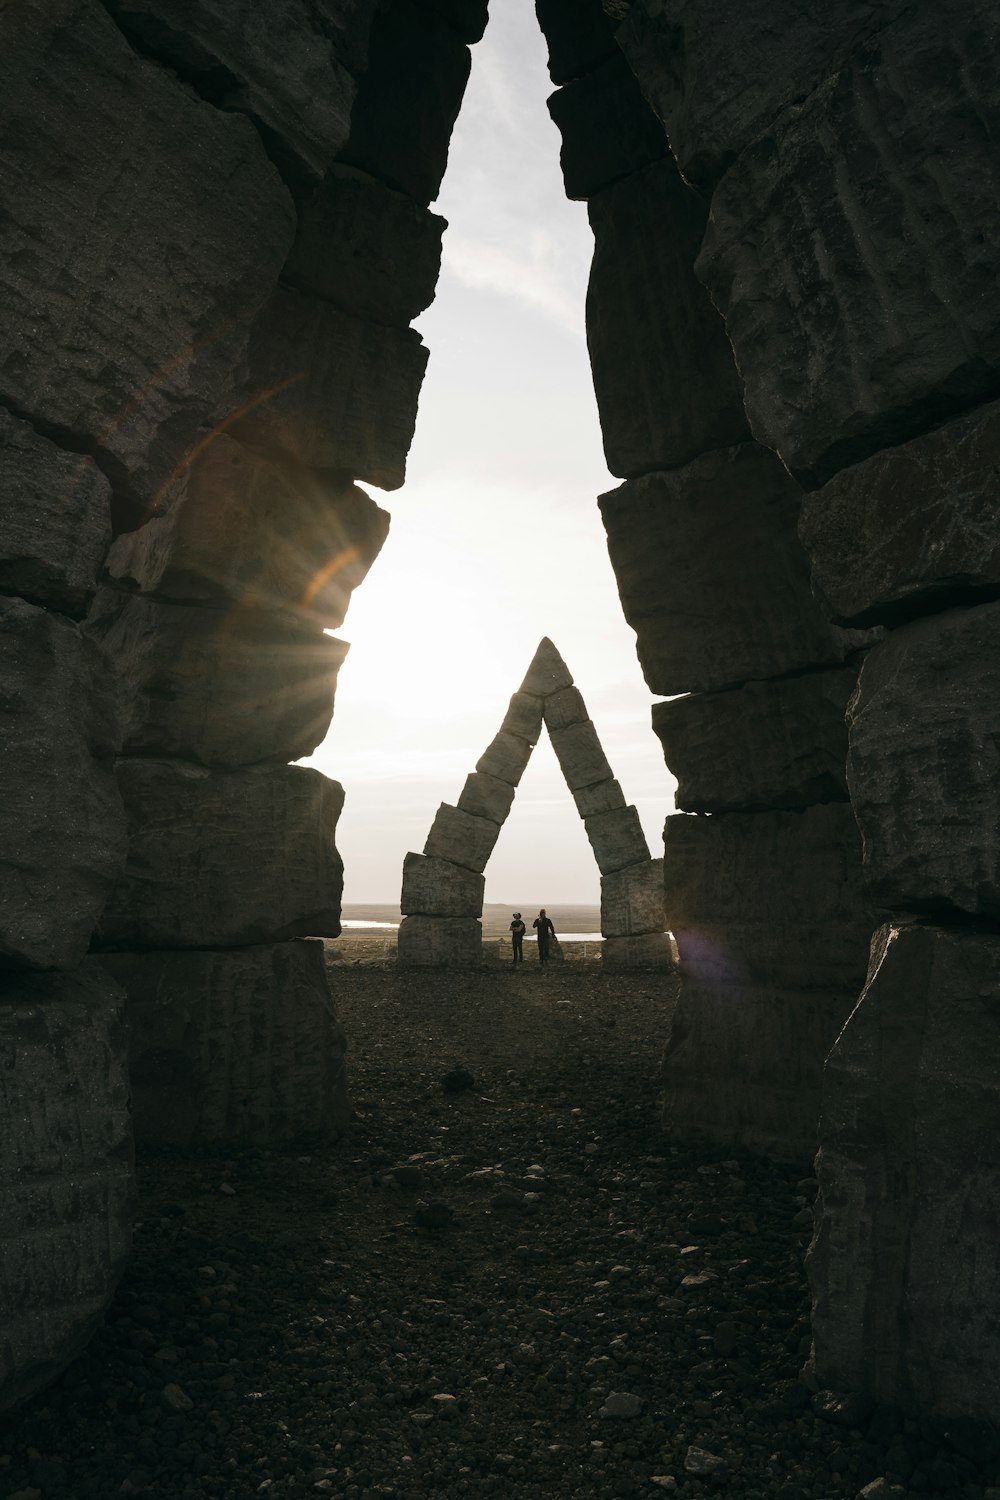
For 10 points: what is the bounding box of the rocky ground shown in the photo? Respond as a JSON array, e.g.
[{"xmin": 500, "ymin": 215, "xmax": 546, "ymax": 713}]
[{"xmin": 2, "ymin": 953, "xmax": 998, "ymax": 1500}]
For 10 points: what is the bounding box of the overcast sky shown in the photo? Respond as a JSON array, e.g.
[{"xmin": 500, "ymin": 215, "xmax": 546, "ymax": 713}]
[{"xmin": 304, "ymin": 0, "xmax": 677, "ymax": 906}]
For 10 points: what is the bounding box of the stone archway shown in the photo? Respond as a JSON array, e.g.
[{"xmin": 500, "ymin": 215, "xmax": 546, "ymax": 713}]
[{"xmin": 397, "ymin": 638, "xmax": 671, "ymax": 968}]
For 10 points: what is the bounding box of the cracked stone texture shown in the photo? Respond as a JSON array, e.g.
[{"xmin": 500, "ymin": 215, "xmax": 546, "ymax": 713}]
[
  {"xmin": 105, "ymin": 435, "xmax": 388, "ymax": 631},
  {"xmin": 584, "ymin": 805, "xmax": 650, "ymax": 875},
  {"xmin": 618, "ymin": 0, "xmax": 909, "ymax": 191},
  {"xmin": 102, "ymin": 940, "xmax": 348, "ymax": 1148},
  {"xmin": 475, "ymin": 731, "xmax": 533, "ymax": 788},
  {"xmin": 587, "ymin": 158, "xmax": 750, "ymax": 479},
  {"xmin": 573, "ymin": 778, "xmax": 626, "ymax": 818},
  {"xmin": 500, "ymin": 691, "xmax": 544, "ymax": 745},
  {"xmin": 229, "ymin": 287, "xmax": 427, "ymax": 490},
  {"xmin": 542, "ymin": 686, "xmax": 588, "ymax": 731},
  {"xmin": 338, "ymin": 0, "xmax": 471, "ymax": 205},
  {"xmin": 810, "ymin": 922, "xmax": 1000, "ymax": 1420},
  {"xmin": 0, "ymin": 598, "xmax": 125, "ymax": 972},
  {"xmin": 600, "ymin": 858, "xmax": 664, "ymax": 938},
  {"xmin": 98, "ymin": 762, "xmax": 343, "ymax": 948},
  {"xmin": 697, "ymin": 0, "xmax": 1000, "ymax": 488},
  {"xmin": 286, "ymin": 167, "xmax": 445, "ymax": 327},
  {"xmin": 600, "ymin": 444, "xmax": 856, "ymax": 695},
  {"xmin": 847, "ymin": 603, "xmax": 1000, "ymax": 919},
  {"xmin": 549, "ymin": 720, "xmax": 615, "ymax": 792},
  {"xmin": 0, "ymin": 410, "xmax": 111, "ymax": 618},
  {"xmin": 0, "ymin": 0, "xmax": 294, "ymax": 526},
  {"xmin": 547, "ymin": 51, "xmax": 668, "ymax": 201},
  {"xmin": 0, "ymin": 961, "xmax": 132, "ymax": 1410},
  {"xmin": 653, "ymin": 666, "xmax": 857, "ymax": 814},
  {"xmin": 535, "ymin": 0, "xmax": 620, "ymax": 84},
  {"xmin": 800, "ymin": 397, "xmax": 1000, "ymax": 627},
  {"xmin": 103, "ymin": 0, "xmax": 370, "ymax": 179},
  {"xmin": 601, "ymin": 932, "xmax": 674, "ymax": 970},
  {"xmin": 400, "ymin": 853, "xmax": 485, "ymax": 918},
  {"xmin": 397, "ymin": 915, "xmax": 482, "ymax": 967},
  {"xmin": 518, "ymin": 638, "xmax": 573, "ymax": 699},
  {"xmin": 423, "ymin": 804, "xmax": 501, "ymax": 875},
  {"xmin": 457, "ymin": 771, "xmax": 517, "ymax": 826},
  {"xmin": 87, "ymin": 590, "xmax": 348, "ymax": 768}
]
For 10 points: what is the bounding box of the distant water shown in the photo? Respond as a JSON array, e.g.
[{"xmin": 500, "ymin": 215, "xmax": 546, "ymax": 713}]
[
  {"xmin": 341, "ymin": 919, "xmax": 399, "ymax": 931},
  {"xmin": 341, "ymin": 915, "xmax": 603, "ymax": 942}
]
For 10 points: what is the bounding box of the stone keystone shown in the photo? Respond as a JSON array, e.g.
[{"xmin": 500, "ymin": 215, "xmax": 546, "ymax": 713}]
[{"xmin": 519, "ymin": 637, "xmax": 573, "ymax": 698}]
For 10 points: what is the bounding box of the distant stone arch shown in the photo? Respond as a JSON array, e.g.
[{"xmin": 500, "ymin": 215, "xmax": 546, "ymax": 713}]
[{"xmin": 398, "ymin": 638, "xmax": 671, "ymax": 968}]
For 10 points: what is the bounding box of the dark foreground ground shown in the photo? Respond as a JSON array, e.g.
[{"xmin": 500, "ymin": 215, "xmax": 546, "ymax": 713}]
[{"xmin": 3, "ymin": 957, "xmax": 998, "ymax": 1500}]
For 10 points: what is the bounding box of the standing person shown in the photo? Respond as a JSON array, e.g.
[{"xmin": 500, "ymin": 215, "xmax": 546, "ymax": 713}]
[
  {"xmin": 509, "ymin": 912, "xmax": 526, "ymax": 965},
  {"xmin": 533, "ymin": 908, "xmax": 556, "ymax": 964}
]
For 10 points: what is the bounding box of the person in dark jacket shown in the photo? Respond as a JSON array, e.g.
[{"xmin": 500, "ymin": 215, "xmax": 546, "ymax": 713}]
[
  {"xmin": 509, "ymin": 912, "xmax": 526, "ymax": 965},
  {"xmin": 532, "ymin": 908, "xmax": 555, "ymax": 964}
]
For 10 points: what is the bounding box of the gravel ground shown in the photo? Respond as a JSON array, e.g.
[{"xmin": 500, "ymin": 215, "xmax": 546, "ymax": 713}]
[{"xmin": 2, "ymin": 957, "xmax": 998, "ymax": 1500}]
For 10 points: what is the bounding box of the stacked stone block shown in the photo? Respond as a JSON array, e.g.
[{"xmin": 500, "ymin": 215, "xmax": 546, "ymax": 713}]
[
  {"xmin": 538, "ymin": 0, "xmax": 877, "ymax": 1159},
  {"xmin": 399, "ymin": 638, "xmax": 671, "ymax": 968},
  {"xmin": 607, "ymin": 0, "xmax": 1000, "ymax": 1418}
]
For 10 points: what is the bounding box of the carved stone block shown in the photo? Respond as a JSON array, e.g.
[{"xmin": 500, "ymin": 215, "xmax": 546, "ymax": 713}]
[
  {"xmin": 810, "ymin": 923, "xmax": 1000, "ymax": 1420},
  {"xmin": 584, "ymin": 805, "xmax": 650, "ymax": 875},
  {"xmin": 601, "ymin": 932, "xmax": 674, "ymax": 970},
  {"xmin": 587, "ymin": 157, "xmax": 749, "ymax": 479},
  {"xmin": 457, "ymin": 771, "xmax": 517, "ymax": 825},
  {"xmin": 572, "ymin": 778, "xmax": 627, "ymax": 818},
  {"xmin": 0, "ymin": 598, "xmax": 125, "ymax": 971},
  {"xmin": 397, "ymin": 915, "xmax": 482, "ymax": 968},
  {"xmin": 423, "ymin": 803, "xmax": 501, "ymax": 874},
  {"xmin": 547, "ymin": 51, "xmax": 668, "ymax": 201},
  {"xmin": 549, "ymin": 720, "xmax": 615, "ymax": 792},
  {"xmin": 542, "ymin": 685, "xmax": 587, "ymax": 731},
  {"xmin": 476, "ymin": 730, "xmax": 533, "ymax": 787},
  {"xmin": 103, "ymin": 940, "xmax": 347, "ymax": 1147},
  {"xmin": 653, "ymin": 666, "xmax": 857, "ymax": 813},
  {"xmin": 848, "ymin": 603, "xmax": 1000, "ymax": 918},
  {"xmin": 0, "ymin": 962, "xmax": 132, "ymax": 1410},
  {"xmin": 601, "ymin": 859, "xmax": 665, "ymax": 937},
  {"xmin": 535, "ymin": 0, "xmax": 619, "ymax": 85},
  {"xmin": 400, "ymin": 853, "xmax": 484, "ymax": 918},
  {"xmin": 98, "ymin": 762, "xmax": 343, "ymax": 948}
]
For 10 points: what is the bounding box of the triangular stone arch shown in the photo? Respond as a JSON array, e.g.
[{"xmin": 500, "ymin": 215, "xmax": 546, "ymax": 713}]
[{"xmin": 398, "ymin": 639, "xmax": 672, "ymax": 968}]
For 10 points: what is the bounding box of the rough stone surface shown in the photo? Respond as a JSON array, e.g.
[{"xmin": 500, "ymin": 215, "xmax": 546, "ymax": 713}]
[
  {"xmin": 810, "ymin": 923, "xmax": 1000, "ymax": 1419},
  {"xmin": 601, "ymin": 932, "xmax": 674, "ymax": 970},
  {"xmin": 535, "ymin": 0, "xmax": 619, "ymax": 84},
  {"xmin": 600, "ymin": 858, "xmax": 665, "ymax": 938},
  {"xmin": 286, "ymin": 167, "xmax": 445, "ymax": 327},
  {"xmin": 0, "ymin": 598, "xmax": 125, "ymax": 972},
  {"xmin": 98, "ymin": 762, "xmax": 344, "ymax": 948},
  {"xmin": 618, "ymin": 0, "xmax": 908, "ymax": 190},
  {"xmin": 231, "ymin": 287, "xmax": 427, "ymax": 489},
  {"xmin": 475, "ymin": 730, "xmax": 533, "ymax": 788},
  {"xmin": 584, "ymin": 805, "xmax": 650, "ymax": 875},
  {"xmin": 416, "ymin": 0, "xmax": 488, "ymax": 43},
  {"xmin": 800, "ymin": 397, "xmax": 1000, "ymax": 626},
  {"xmin": 542, "ymin": 685, "xmax": 587, "ymax": 731},
  {"xmin": 0, "ymin": 0, "xmax": 294, "ymax": 523},
  {"xmin": 587, "ymin": 158, "xmax": 749, "ymax": 479},
  {"xmin": 423, "ymin": 804, "xmax": 502, "ymax": 875},
  {"xmin": 457, "ymin": 771, "xmax": 517, "ymax": 826},
  {"xmin": 697, "ymin": 0, "xmax": 1000, "ymax": 487},
  {"xmin": 653, "ymin": 666, "xmax": 857, "ymax": 814},
  {"xmin": 0, "ymin": 961, "xmax": 132, "ymax": 1410},
  {"xmin": 549, "ymin": 720, "xmax": 615, "ymax": 792},
  {"xmin": 847, "ymin": 603, "xmax": 1000, "ymax": 919},
  {"xmin": 573, "ymin": 778, "xmax": 627, "ymax": 818},
  {"xmin": 519, "ymin": 639, "xmax": 573, "ymax": 700},
  {"xmin": 601, "ymin": 445, "xmax": 857, "ymax": 695},
  {"xmin": 338, "ymin": 0, "xmax": 471, "ymax": 205},
  {"xmin": 400, "ymin": 853, "xmax": 485, "ymax": 918},
  {"xmin": 104, "ymin": 0, "xmax": 366, "ymax": 178},
  {"xmin": 663, "ymin": 805, "xmax": 873, "ymax": 996},
  {"xmin": 105, "ymin": 435, "xmax": 389, "ymax": 630},
  {"xmin": 547, "ymin": 51, "xmax": 668, "ymax": 201},
  {"xmin": 0, "ymin": 410, "xmax": 111, "ymax": 618},
  {"xmin": 102, "ymin": 940, "xmax": 348, "ymax": 1147},
  {"xmin": 88, "ymin": 590, "xmax": 348, "ymax": 768},
  {"xmin": 396, "ymin": 915, "xmax": 482, "ymax": 968},
  {"xmin": 500, "ymin": 691, "xmax": 544, "ymax": 745}
]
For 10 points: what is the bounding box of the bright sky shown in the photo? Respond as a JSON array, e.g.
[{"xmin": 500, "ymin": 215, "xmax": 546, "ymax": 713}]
[{"xmin": 304, "ymin": 0, "xmax": 677, "ymax": 905}]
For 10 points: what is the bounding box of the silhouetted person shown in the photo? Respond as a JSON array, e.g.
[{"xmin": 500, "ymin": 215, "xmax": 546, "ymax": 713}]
[
  {"xmin": 533, "ymin": 908, "xmax": 555, "ymax": 964},
  {"xmin": 510, "ymin": 912, "xmax": 525, "ymax": 965}
]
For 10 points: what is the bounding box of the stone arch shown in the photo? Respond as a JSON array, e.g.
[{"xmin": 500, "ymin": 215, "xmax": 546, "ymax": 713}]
[{"xmin": 398, "ymin": 638, "xmax": 671, "ymax": 968}]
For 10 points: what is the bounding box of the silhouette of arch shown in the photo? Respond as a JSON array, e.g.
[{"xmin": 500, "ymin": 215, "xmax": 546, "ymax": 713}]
[{"xmin": 398, "ymin": 638, "xmax": 671, "ymax": 968}]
